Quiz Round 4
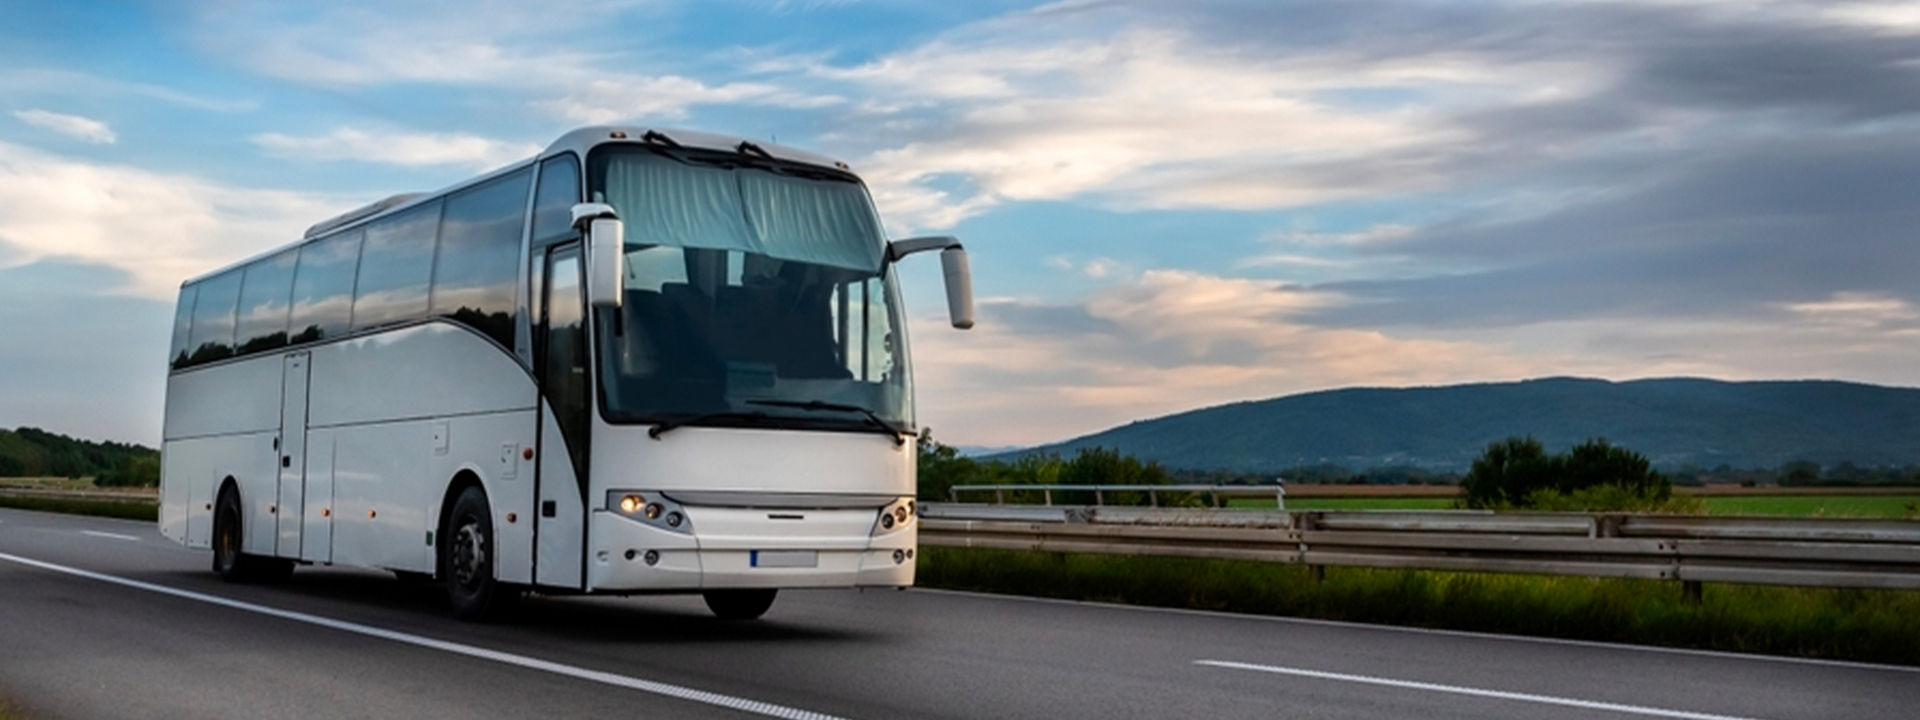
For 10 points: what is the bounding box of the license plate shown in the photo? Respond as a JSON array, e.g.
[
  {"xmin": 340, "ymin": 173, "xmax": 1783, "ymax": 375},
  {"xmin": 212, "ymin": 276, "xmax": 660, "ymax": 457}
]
[{"xmin": 751, "ymin": 550, "xmax": 818, "ymax": 568}]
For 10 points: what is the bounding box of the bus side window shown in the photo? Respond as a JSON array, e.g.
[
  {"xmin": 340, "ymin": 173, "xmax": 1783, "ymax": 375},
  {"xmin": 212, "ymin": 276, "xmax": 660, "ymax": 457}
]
[
  {"xmin": 352, "ymin": 200, "xmax": 442, "ymax": 332},
  {"xmin": 289, "ymin": 229, "xmax": 362, "ymax": 344},
  {"xmin": 185, "ymin": 270, "xmax": 243, "ymax": 366},
  {"xmin": 433, "ymin": 168, "xmax": 531, "ymax": 349},
  {"xmin": 169, "ymin": 285, "xmax": 197, "ymax": 369},
  {"xmin": 235, "ymin": 249, "xmax": 297, "ymax": 354},
  {"xmin": 531, "ymin": 154, "xmax": 581, "ymax": 246}
]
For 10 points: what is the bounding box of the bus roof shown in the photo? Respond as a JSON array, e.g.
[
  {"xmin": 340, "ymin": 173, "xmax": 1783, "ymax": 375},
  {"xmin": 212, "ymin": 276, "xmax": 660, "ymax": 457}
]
[{"xmin": 181, "ymin": 126, "xmax": 855, "ymax": 287}]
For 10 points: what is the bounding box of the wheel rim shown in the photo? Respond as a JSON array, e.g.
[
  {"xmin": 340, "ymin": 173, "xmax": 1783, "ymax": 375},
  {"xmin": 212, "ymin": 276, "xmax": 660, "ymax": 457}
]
[{"xmin": 451, "ymin": 519, "xmax": 486, "ymax": 588}]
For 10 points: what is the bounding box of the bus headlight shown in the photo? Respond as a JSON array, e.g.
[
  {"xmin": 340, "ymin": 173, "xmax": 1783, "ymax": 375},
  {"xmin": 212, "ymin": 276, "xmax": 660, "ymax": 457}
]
[
  {"xmin": 607, "ymin": 490, "xmax": 693, "ymax": 535},
  {"xmin": 872, "ymin": 497, "xmax": 916, "ymax": 536}
]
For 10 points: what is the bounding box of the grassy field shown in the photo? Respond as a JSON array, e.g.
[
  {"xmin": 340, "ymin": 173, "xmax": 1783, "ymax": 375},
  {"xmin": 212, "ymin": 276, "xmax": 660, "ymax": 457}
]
[
  {"xmin": 1227, "ymin": 494, "xmax": 1920, "ymax": 517},
  {"xmin": 919, "ymin": 546, "xmax": 1920, "ymax": 665}
]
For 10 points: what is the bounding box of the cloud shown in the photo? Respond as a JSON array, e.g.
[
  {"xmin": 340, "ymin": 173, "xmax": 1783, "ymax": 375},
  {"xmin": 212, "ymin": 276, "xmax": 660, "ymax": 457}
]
[
  {"xmin": 0, "ymin": 141, "xmax": 344, "ymax": 299},
  {"xmin": 0, "ymin": 69, "xmax": 256, "ymax": 113},
  {"xmin": 252, "ymin": 127, "xmax": 540, "ymax": 170},
  {"xmin": 12, "ymin": 109, "xmax": 116, "ymax": 144},
  {"xmin": 189, "ymin": 1, "xmax": 841, "ymax": 123},
  {"xmin": 908, "ymin": 269, "xmax": 1559, "ymax": 445}
]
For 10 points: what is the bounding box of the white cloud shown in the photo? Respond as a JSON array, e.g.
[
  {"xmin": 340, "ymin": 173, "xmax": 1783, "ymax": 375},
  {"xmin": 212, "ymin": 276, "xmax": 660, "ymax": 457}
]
[
  {"xmin": 0, "ymin": 141, "xmax": 345, "ymax": 298},
  {"xmin": 909, "ymin": 269, "xmax": 1557, "ymax": 445},
  {"xmin": 252, "ymin": 127, "xmax": 540, "ymax": 170},
  {"xmin": 0, "ymin": 69, "xmax": 256, "ymax": 113},
  {"xmin": 796, "ymin": 18, "xmax": 1588, "ymax": 231},
  {"xmin": 190, "ymin": 1, "xmax": 841, "ymax": 123},
  {"xmin": 12, "ymin": 109, "xmax": 117, "ymax": 144}
]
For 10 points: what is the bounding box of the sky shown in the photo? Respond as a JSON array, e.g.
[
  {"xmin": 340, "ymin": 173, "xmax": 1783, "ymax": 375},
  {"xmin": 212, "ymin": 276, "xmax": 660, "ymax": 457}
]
[{"xmin": 1, "ymin": 0, "xmax": 1917, "ymax": 448}]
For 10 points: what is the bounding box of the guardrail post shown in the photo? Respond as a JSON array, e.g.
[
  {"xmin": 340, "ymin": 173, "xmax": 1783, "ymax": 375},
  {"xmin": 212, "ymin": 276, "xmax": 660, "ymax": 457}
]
[
  {"xmin": 1148, "ymin": 489, "xmax": 1158, "ymax": 507},
  {"xmin": 995, "ymin": 488, "xmax": 1004, "ymax": 505},
  {"xmin": 1094, "ymin": 488, "xmax": 1104, "ymax": 506},
  {"xmin": 1682, "ymin": 580, "xmax": 1703, "ymax": 605},
  {"xmin": 1043, "ymin": 488, "xmax": 1053, "ymax": 506}
]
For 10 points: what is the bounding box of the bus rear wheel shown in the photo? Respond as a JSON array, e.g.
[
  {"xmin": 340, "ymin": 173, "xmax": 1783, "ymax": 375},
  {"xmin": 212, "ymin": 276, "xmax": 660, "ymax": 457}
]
[
  {"xmin": 703, "ymin": 589, "xmax": 777, "ymax": 620},
  {"xmin": 442, "ymin": 486, "xmax": 518, "ymax": 621},
  {"xmin": 212, "ymin": 486, "xmax": 292, "ymax": 583}
]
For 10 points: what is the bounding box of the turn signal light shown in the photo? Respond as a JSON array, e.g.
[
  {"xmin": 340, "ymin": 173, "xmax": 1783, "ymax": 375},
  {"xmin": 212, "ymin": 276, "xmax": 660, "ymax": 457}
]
[{"xmin": 618, "ymin": 494, "xmax": 643, "ymax": 514}]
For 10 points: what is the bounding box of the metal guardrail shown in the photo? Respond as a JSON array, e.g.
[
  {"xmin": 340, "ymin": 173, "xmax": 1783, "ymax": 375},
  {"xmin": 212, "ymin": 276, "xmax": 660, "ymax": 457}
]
[
  {"xmin": 918, "ymin": 504, "xmax": 1920, "ymax": 591},
  {"xmin": 946, "ymin": 483, "xmax": 1284, "ymax": 507}
]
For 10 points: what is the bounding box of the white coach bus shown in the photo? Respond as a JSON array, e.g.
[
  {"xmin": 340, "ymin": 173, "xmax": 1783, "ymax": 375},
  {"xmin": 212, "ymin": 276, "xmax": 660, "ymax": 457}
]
[{"xmin": 159, "ymin": 127, "xmax": 973, "ymax": 620}]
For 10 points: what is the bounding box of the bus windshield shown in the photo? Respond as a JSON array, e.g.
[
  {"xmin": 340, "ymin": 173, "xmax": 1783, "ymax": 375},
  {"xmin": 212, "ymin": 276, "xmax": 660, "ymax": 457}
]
[{"xmin": 587, "ymin": 146, "xmax": 913, "ymax": 431}]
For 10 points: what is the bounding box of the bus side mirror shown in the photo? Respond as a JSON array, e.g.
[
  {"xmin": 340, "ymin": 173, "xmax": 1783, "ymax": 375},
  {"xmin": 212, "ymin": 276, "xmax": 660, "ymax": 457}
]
[
  {"xmin": 888, "ymin": 235, "xmax": 974, "ymax": 330},
  {"xmin": 573, "ymin": 203, "xmax": 624, "ymax": 309},
  {"xmin": 940, "ymin": 247, "xmax": 974, "ymax": 330}
]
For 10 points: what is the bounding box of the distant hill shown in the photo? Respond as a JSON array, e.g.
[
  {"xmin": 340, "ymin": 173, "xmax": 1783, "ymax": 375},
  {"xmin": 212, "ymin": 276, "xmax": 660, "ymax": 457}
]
[
  {"xmin": 996, "ymin": 378, "xmax": 1920, "ymax": 472},
  {"xmin": 0, "ymin": 427, "xmax": 159, "ymax": 485}
]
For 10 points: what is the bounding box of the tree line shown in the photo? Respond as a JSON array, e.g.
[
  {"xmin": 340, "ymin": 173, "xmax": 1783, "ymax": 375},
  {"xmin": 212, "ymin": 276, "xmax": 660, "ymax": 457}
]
[{"xmin": 0, "ymin": 427, "xmax": 159, "ymax": 487}]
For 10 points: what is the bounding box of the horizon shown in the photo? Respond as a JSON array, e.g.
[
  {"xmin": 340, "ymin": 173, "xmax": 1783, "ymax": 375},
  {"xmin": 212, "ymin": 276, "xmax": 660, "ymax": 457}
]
[{"xmin": 4, "ymin": 2, "xmax": 1917, "ymax": 447}]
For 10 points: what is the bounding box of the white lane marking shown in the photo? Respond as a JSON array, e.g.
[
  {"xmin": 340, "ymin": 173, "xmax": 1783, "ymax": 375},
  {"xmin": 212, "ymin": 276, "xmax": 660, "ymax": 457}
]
[
  {"xmin": 80, "ymin": 530, "xmax": 140, "ymax": 541},
  {"xmin": 1196, "ymin": 659, "xmax": 1764, "ymax": 720},
  {"xmin": 0, "ymin": 551, "xmax": 849, "ymax": 720},
  {"xmin": 919, "ymin": 588, "xmax": 1920, "ymax": 675}
]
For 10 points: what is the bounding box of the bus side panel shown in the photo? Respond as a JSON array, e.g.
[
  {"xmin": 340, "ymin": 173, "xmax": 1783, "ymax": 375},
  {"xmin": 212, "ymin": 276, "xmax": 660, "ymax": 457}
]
[
  {"xmin": 159, "ymin": 441, "xmax": 190, "ymax": 544},
  {"xmin": 535, "ymin": 404, "xmax": 584, "ymax": 590},
  {"xmin": 331, "ymin": 421, "xmax": 434, "ymax": 574},
  {"xmin": 422, "ymin": 409, "xmax": 537, "ymax": 585},
  {"xmin": 162, "ymin": 356, "xmax": 284, "ymax": 551},
  {"xmin": 300, "ymin": 430, "xmax": 335, "ymax": 564},
  {"xmin": 167, "ymin": 432, "xmax": 275, "ymax": 550}
]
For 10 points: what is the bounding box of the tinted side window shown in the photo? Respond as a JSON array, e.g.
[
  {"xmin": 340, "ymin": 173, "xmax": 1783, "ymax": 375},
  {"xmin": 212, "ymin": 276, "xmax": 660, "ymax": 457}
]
[
  {"xmin": 352, "ymin": 200, "xmax": 442, "ymax": 332},
  {"xmin": 532, "ymin": 154, "xmax": 581, "ymax": 245},
  {"xmin": 289, "ymin": 229, "xmax": 362, "ymax": 344},
  {"xmin": 185, "ymin": 270, "xmax": 242, "ymax": 366},
  {"xmin": 433, "ymin": 168, "xmax": 531, "ymax": 348},
  {"xmin": 235, "ymin": 250, "xmax": 297, "ymax": 354},
  {"xmin": 169, "ymin": 285, "xmax": 197, "ymax": 369}
]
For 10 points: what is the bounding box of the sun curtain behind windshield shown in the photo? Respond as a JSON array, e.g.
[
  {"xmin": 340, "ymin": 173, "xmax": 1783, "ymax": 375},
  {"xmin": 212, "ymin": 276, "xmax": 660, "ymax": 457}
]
[
  {"xmin": 589, "ymin": 148, "xmax": 912, "ymax": 430},
  {"xmin": 599, "ymin": 151, "xmax": 885, "ymax": 272}
]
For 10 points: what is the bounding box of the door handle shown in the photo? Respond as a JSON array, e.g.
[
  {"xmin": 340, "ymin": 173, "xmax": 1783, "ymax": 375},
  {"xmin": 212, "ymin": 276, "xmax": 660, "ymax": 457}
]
[{"xmin": 281, "ymin": 455, "xmax": 292, "ymax": 468}]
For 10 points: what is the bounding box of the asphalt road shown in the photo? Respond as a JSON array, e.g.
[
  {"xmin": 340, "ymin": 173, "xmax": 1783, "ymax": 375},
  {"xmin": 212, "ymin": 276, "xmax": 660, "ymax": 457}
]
[{"xmin": 1, "ymin": 506, "xmax": 1914, "ymax": 720}]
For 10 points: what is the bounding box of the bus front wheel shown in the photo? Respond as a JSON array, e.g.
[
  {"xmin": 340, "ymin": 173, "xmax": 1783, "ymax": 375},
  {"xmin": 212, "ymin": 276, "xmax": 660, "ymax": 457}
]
[
  {"xmin": 703, "ymin": 589, "xmax": 777, "ymax": 620},
  {"xmin": 212, "ymin": 486, "xmax": 292, "ymax": 583},
  {"xmin": 442, "ymin": 486, "xmax": 518, "ymax": 621}
]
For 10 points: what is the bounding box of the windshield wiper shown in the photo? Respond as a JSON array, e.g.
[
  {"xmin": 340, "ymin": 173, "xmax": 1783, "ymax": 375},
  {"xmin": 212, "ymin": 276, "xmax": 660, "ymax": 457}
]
[
  {"xmin": 649, "ymin": 411, "xmax": 771, "ymax": 439},
  {"xmin": 746, "ymin": 399, "xmax": 913, "ymax": 445}
]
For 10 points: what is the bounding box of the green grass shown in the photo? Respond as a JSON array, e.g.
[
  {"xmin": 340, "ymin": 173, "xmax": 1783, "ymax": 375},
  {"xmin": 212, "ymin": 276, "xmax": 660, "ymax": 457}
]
[
  {"xmin": 1228, "ymin": 494, "xmax": 1920, "ymax": 518},
  {"xmin": 1224, "ymin": 496, "xmax": 1458, "ymax": 510},
  {"xmin": 919, "ymin": 546, "xmax": 1920, "ymax": 665},
  {"xmin": 1699, "ymin": 495, "xmax": 1920, "ymax": 519},
  {"xmin": 0, "ymin": 494, "xmax": 157, "ymax": 521}
]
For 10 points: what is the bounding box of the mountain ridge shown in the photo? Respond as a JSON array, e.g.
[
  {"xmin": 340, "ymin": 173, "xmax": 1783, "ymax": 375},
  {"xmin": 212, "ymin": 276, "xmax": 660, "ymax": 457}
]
[{"xmin": 990, "ymin": 377, "xmax": 1920, "ymax": 472}]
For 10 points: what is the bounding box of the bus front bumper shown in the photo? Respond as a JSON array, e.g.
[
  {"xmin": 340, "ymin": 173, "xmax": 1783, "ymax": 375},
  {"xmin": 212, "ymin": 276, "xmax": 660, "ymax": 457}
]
[{"xmin": 585, "ymin": 506, "xmax": 917, "ymax": 592}]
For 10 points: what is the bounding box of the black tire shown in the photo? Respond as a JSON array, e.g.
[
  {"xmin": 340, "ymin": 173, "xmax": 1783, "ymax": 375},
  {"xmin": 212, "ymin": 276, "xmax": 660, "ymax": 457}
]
[
  {"xmin": 442, "ymin": 487, "xmax": 518, "ymax": 621},
  {"xmin": 212, "ymin": 486, "xmax": 293, "ymax": 584},
  {"xmin": 703, "ymin": 589, "xmax": 777, "ymax": 620}
]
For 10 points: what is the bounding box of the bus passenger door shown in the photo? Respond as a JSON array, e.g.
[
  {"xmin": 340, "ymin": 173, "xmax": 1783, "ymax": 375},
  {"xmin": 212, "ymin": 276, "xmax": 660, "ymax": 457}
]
[
  {"xmin": 535, "ymin": 244, "xmax": 589, "ymax": 589},
  {"xmin": 277, "ymin": 352, "xmax": 310, "ymax": 557}
]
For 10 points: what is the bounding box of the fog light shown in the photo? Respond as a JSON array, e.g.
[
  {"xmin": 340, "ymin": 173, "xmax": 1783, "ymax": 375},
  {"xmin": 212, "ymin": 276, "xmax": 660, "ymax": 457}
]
[
  {"xmin": 643, "ymin": 550, "xmax": 660, "ymax": 566},
  {"xmin": 644, "ymin": 503, "xmax": 663, "ymax": 520},
  {"xmin": 906, "ymin": 548, "xmax": 914, "ymax": 559},
  {"xmin": 895, "ymin": 507, "xmax": 908, "ymax": 524},
  {"xmin": 892, "ymin": 549, "xmax": 906, "ymax": 564},
  {"xmin": 907, "ymin": 501, "xmax": 916, "ymax": 516},
  {"xmin": 881, "ymin": 513, "xmax": 895, "ymax": 530},
  {"xmin": 619, "ymin": 495, "xmax": 643, "ymax": 513},
  {"xmin": 666, "ymin": 511, "xmax": 683, "ymax": 528},
  {"xmin": 624, "ymin": 549, "xmax": 636, "ymax": 561}
]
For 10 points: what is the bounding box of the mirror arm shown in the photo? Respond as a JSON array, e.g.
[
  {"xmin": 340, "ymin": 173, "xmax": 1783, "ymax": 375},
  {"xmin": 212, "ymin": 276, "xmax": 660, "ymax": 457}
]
[{"xmin": 887, "ymin": 235, "xmax": 963, "ymax": 262}]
